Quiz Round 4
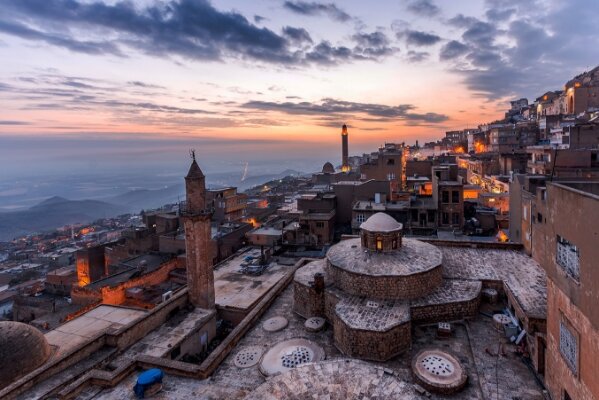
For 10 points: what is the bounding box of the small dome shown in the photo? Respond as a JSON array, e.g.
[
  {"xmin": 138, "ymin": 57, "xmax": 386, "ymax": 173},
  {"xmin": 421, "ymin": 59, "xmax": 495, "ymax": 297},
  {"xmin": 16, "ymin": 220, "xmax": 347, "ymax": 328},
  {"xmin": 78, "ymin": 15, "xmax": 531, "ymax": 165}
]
[
  {"xmin": 360, "ymin": 212, "xmax": 402, "ymax": 233},
  {"xmin": 0, "ymin": 321, "xmax": 51, "ymax": 389},
  {"xmin": 322, "ymin": 162, "xmax": 335, "ymax": 174}
]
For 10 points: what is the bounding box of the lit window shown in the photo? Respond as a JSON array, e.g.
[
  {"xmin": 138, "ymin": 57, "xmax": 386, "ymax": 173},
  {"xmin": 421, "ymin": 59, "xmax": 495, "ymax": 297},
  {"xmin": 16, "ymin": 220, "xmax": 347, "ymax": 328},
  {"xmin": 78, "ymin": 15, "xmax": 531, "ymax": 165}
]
[
  {"xmin": 559, "ymin": 320, "xmax": 578, "ymax": 374},
  {"xmin": 376, "ymin": 237, "xmax": 383, "ymax": 251},
  {"xmin": 556, "ymin": 236, "xmax": 580, "ymax": 281}
]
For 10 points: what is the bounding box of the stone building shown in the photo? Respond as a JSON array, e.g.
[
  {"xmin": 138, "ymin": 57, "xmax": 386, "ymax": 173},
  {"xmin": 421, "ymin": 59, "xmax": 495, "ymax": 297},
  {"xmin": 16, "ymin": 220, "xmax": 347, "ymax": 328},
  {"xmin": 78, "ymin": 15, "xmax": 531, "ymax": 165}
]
[
  {"xmin": 432, "ymin": 166, "xmax": 464, "ymax": 229},
  {"xmin": 294, "ymin": 213, "xmax": 481, "ymax": 361},
  {"xmin": 181, "ymin": 156, "xmax": 216, "ymax": 310},
  {"xmin": 488, "ymin": 122, "xmax": 539, "ymax": 153},
  {"xmin": 332, "ymin": 179, "xmax": 390, "ymax": 225},
  {"xmin": 529, "ymin": 182, "xmax": 599, "ymax": 400},
  {"xmin": 206, "ymin": 187, "xmax": 247, "ymax": 223},
  {"xmin": 563, "ymin": 65, "xmax": 599, "ymax": 115},
  {"xmin": 359, "ymin": 143, "xmax": 407, "ymax": 198}
]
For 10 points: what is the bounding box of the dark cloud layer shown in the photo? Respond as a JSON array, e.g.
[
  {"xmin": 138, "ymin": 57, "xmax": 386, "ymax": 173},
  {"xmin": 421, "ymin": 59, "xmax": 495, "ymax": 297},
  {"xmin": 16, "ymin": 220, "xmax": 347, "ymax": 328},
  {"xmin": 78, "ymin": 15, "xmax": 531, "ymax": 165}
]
[
  {"xmin": 402, "ymin": 30, "xmax": 441, "ymax": 46},
  {"xmin": 0, "ymin": 0, "xmax": 389, "ymax": 67},
  {"xmin": 283, "ymin": 1, "xmax": 351, "ymax": 22},
  {"xmin": 242, "ymin": 98, "xmax": 449, "ymax": 123},
  {"xmin": 405, "ymin": 0, "xmax": 440, "ymax": 16},
  {"xmin": 441, "ymin": 0, "xmax": 599, "ymax": 100}
]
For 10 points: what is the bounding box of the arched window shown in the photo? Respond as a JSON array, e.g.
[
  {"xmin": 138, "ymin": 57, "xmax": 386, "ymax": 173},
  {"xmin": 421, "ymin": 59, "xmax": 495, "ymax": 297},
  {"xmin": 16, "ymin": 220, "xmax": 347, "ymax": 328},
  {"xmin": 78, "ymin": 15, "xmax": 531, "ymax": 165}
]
[
  {"xmin": 376, "ymin": 237, "xmax": 383, "ymax": 251},
  {"xmin": 392, "ymin": 239, "xmax": 397, "ymax": 249}
]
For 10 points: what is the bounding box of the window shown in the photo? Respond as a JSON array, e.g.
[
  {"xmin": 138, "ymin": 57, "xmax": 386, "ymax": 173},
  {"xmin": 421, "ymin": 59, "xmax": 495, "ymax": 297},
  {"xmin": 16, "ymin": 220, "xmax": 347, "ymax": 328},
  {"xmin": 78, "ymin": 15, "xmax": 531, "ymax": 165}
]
[
  {"xmin": 451, "ymin": 191, "xmax": 459, "ymax": 203},
  {"xmin": 452, "ymin": 213, "xmax": 460, "ymax": 225},
  {"xmin": 559, "ymin": 320, "xmax": 578, "ymax": 375},
  {"xmin": 386, "ymin": 158, "xmax": 395, "ymax": 165},
  {"xmin": 442, "ymin": 212, "xmax": 449, "ymax": 225},
  {"xmin": 315, "ymin": 222, "xmax": 324, "ymax": 228},
  {"xmin": 356, "ymin": 214, "xmax": 366, "ymax": 223},
  {"xmin": 392, "ymin": 239, "xmax": 397, "ymax": 249},
  {"xmin": 556, "ymin": 236, "xmax": 580, "ymax": 281},
  {"xmin": 537, "ymin": 212, "xmax": 543, "ymax": 223},
  {"xmin": 442, "ymin": 191, "xmax": 450, "ymax": 203},
  {"xmin": 376, "ymin": 237, "xmax": 383, "ymax": 251}
]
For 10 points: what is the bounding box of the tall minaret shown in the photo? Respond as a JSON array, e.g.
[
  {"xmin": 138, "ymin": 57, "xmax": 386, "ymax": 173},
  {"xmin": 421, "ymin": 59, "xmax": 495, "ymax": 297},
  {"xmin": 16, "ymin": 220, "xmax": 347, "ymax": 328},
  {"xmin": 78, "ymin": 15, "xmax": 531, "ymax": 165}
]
[
  {"xmin": 341, "ymin": 124, "xmax": 349, "ymax": 172},
  {"xmin": 181, "ymin": 151, "xmax": 215, "ymax": 309}
]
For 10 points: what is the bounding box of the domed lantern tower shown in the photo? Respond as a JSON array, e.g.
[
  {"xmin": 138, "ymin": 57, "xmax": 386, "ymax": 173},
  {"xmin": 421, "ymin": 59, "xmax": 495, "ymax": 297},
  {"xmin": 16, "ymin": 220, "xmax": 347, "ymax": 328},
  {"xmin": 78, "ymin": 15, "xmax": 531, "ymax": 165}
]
[{"xmin": 359, "ymin": 212, "xmax": 403, "ymax": 252}]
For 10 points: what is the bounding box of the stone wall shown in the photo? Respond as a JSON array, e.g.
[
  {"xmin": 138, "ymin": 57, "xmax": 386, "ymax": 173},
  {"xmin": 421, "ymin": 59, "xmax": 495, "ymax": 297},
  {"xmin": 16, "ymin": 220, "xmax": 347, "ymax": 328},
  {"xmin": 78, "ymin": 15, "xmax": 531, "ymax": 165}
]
[
  {"xmin": 293, "ymin": 281, "xmax": 325, "ymax": 319},
  {"xmin": 546, "ymin": 279, "xmax": 599, "ymax": 400},
  {"xmin": 101, "ymin": 258, "xmax": 180, "ymax": 305},
  {"xmin": 361, "ymin": 230, "xmax": 402, "ymax": 252},
  {"xmin": 328, "ymin": 261, "xmax": 442, "ymax": 300},
  {"xmin": 333, "ymin": 313, "xmax": 411, "ymax": 361},
  {"xmin": 411, "ymin": 296, "xmax": 480, "ymax": 324},
  {"xmin": 323, "ymin": 288, "xmax": 342, "ymax": 323}
]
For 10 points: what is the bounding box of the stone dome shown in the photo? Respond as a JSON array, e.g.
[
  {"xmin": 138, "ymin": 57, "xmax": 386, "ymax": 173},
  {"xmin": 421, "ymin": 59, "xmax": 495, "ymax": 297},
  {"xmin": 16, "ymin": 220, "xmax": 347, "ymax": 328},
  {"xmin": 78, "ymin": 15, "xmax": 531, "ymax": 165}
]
[
  {"xmin": 322, "ymin": 162, "xmax": 335, "ymax": 174},
  {"xmin": 360, "ymin": 213, "xmax": 404, "ymax": 252},
  {"xmin": 0, "ymin": 321, "xmax": 51, "ymax": 389},
  {"xmin": 360, "ymin": 212, "xmax": 402, "ymax": 233}
]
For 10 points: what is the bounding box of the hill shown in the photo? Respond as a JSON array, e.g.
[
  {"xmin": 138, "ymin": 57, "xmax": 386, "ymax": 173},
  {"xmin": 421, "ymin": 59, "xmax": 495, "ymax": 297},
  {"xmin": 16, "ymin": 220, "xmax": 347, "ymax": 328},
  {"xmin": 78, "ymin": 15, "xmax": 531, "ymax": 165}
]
[{"xmin": 0, "ymin": 197, "xmax": 126, "ymax": 241}]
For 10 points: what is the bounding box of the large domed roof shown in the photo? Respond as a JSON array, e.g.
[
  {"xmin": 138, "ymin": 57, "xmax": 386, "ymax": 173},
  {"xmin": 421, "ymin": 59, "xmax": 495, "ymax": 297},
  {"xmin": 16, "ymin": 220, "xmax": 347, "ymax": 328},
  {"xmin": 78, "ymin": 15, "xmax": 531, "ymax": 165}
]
[
  {"xmin": 360, "ymin": 212, "xmax": 402, "ymax": 233},
  {"xmin": 322, "ymin": 162, "xmax": 335, "ymax": 174},
  {"xmin": 0, "ymin": 321, "xmax": 51, "ymax": 389}
]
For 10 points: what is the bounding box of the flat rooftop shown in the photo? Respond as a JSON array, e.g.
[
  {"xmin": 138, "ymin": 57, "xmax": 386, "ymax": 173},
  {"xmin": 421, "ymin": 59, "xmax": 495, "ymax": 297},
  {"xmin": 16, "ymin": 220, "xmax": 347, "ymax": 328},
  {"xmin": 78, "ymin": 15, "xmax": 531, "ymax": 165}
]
[
  {"xmin": 45, "ymin": 305, "xmax": 147, "ymax": 356},
  {"xmin": 91, "ymin": 285, "xmax": 543, "ymax": 399},
  {"xmin": 440, "ymin": 246, "xmax": 547, "ymax": 318},
  {"xmin": 213, "ymin": 248, "xmax": 291, "ymax": 311}
]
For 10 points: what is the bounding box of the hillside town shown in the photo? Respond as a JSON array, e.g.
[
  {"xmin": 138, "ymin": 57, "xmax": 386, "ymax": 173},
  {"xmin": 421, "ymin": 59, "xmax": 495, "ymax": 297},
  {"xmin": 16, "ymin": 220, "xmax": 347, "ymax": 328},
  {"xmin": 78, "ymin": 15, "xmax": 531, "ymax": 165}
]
[{"xmin": 0, "ymin": 66, "xmax": 598, "ymax": 400}]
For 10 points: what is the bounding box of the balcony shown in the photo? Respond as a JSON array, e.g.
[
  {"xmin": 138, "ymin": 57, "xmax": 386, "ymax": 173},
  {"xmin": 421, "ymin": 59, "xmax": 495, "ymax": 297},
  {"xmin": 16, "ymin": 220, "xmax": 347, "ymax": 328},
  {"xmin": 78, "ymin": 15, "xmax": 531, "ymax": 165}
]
[{"xmin": 178, "ymin": 201, "xmax": 213, "ymax": 217}]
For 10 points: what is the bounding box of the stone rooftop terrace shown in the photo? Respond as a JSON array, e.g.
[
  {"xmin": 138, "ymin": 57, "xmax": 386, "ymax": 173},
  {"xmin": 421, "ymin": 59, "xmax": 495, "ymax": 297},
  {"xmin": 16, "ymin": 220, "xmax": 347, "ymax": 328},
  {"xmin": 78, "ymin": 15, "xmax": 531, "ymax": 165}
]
[
  {"xmin": 327, "ymin": 237, "xmax": 442, "ymax": 277},
  {"xmin": 440, "ymin": 247, "xmax": 547, "ymax": 318},
  {"xmin": 214, "ymin": 248, "xmax": 291, "ymax": 311},
  {"xmin": 45, "ymin": 305, "xmax": 147, "ymax": 357},
  {"xmin": 83, "ymin": 283, "xmax": 544, "ymax": 400},
  {"xmin": 335, "ymin": 294, "xmax": 410, "ymax": 332}
]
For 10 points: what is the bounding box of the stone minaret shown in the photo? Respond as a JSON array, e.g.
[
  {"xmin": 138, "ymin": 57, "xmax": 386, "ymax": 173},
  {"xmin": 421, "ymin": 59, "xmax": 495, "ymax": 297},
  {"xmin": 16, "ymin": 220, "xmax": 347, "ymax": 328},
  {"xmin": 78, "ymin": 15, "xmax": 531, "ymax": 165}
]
[
  {"xmin": 182, "ymin": 152, "xmax": 215, "ymax": 309},
  {"xmin": 341, "ymin": 124, "xmax": 349, "ymax": 172}
]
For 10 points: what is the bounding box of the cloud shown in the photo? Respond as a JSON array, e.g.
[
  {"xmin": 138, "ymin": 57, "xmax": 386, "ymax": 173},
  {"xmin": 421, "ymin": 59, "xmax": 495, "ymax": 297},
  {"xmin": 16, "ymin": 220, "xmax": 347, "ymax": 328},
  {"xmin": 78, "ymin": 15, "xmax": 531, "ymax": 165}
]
[
  {"xmin": 440, "ymin": 0, "xmax": 599, "ymax": 100},
  {"xmin": 406, "ymin": 50, "xmax": 429, "ymax": 63},
  {"xmin": 0, "ymin": 120, "xmax": 30, "ymax": 125},
  {"xmin": 127, "ymin": 81, "xmax": 166, "ymax": 90},
  {"xmin": 241, "ymin": 98, "xmax": 449, "ymax": 124},
  {"xmin": 254, "ymin": 15, "xmax": 267, "ymax": 23},
  {"xmin": 0, "ymin": 0, "xmax": 386, "ymax": 67},
  {"xmin": 439, "ymin": 40, "xmax": 469, "ymax": 60},
  {"xmin": 400, "ymin": 30, "xmax": 442, "ymax": 46},
  {"xmin": 0, "ymin": 20, "xmax": 122, "ymax": 56},
  {"xmin": 283, "ymin": 1, "xmax": 352, "ymax": 22},
  {"xmin": 351, "ymin": 31, "xmax": 397, "ymax": 58},
  {"xmin": 282, "ymin": 26, "xmax": 313, "ymax": 44},
  {"xmin": 485, "ymin": 7, "xmax": 515, "ymax": 21},
  {"xmin": 405, "ymin": 0, "xmax": 440, "ymax": 16}
]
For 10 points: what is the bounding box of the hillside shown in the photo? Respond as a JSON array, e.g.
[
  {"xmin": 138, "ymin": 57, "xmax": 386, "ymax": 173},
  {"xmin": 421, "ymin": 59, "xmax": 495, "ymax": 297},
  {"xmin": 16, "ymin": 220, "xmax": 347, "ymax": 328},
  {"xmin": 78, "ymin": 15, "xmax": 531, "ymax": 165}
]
[{"xmin": 0, "ymin": 197, "xmax": 126, "ymax": 241}]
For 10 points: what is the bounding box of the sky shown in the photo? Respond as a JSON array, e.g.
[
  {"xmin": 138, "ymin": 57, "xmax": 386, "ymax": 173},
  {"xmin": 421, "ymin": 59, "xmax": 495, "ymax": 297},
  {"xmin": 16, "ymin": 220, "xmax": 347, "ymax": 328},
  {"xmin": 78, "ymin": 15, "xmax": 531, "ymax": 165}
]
[{"xmin": 0, "ymin": 0, "xmax": 598, "ymax": 180}]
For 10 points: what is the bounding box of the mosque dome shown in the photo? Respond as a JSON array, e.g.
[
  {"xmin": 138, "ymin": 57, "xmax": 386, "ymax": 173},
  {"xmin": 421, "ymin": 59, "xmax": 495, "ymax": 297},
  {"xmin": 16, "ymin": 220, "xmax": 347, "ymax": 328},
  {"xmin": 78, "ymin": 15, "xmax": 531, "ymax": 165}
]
[
  {"xmin": 0, "ymin": 321, "xmax": 51, "ymax": 389},
  {"xmin": 322, "ymin": 162, "xmax": 335, "ymax": 174},
  {"xmin": 360, "ymin": 212, "xmax": 403, "ymax": 233}
]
